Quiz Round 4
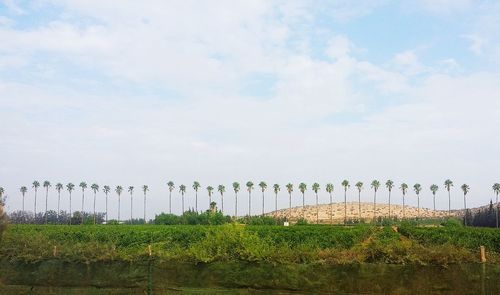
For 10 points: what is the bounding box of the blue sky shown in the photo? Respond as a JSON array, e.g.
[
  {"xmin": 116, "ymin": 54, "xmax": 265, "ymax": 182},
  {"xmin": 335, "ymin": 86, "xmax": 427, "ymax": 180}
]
[{"xmin": 1, "ymin": 0, "xmax": 500, "ymax": 218}]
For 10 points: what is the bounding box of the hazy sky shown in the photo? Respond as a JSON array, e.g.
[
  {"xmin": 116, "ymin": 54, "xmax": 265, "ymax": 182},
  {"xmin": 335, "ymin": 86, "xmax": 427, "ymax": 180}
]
[{"xmin": 1, "ymin": 0, "xmax": 500, "ymax": 219}]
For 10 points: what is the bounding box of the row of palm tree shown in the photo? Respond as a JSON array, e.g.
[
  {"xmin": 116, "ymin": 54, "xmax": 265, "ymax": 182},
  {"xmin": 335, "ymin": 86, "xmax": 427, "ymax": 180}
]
[
  {"xmin": 15, "ymin": 181, "xmax": 149, "ymax": 224},
  {"xmin": 2, "ymin": 180, "xmax": 499, "ymax": 227}
]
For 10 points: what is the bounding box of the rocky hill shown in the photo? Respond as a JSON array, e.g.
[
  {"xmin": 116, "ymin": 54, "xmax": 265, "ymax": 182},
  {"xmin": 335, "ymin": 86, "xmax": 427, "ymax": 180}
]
[{"xmin": 266, "ymin": 202, "xmax": 456, "ymax": 224}]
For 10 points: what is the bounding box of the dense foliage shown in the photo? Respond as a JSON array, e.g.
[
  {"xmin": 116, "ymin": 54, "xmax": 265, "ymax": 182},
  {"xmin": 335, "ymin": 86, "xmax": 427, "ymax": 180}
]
[
  {"xmin": 1, "ymin": 223, "xmax": 499, "ymax": 266},
  {"xmin": 399, "ymin": 224, "xmax": 500, "ymax": 252},
  {"xmin": 8, "ymin": 210, "xmax": 107, "ymax": 225},
  {"xmin": 154, "ymin": 210, "xmax": 231, "ymax": 225}
]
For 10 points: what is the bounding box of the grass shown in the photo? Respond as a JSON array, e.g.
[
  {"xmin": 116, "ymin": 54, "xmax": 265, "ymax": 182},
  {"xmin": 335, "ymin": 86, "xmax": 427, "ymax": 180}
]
[{"xmin": 1, "ymin": 224, "xmax": 499, "ymax": 266}]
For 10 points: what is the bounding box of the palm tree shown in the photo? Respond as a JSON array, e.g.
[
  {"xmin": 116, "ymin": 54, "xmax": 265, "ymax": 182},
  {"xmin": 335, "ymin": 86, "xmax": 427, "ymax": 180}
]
[
  {"xmin": 115, "ymin": 186, "xmax": 123, "ymax": 223},
  {"xmin": 79, "ymin": 182, "xmax": 87, "ymax": 223},
  {"xmin": 218, "ymin": 185, "xmax": 225, "ymax": 214},
  {"xmin": 400, "ymin": 183, "xmax": 408, "ymax": 219},
  {"xmin": 325, "ymin": 183, "xmax": 334, "ymax": 224},
  {"xmin": 66, "ymin": 183, "xmax": 75, "ymax": 224},
  {"xmin": 179, "ymin": 185, "xmax": 186, "ymax": 213},
  {"xmin": 430, "ymin": 184, "xmax": 439, "ymax": 217},
  {"xmin": 298, "ymin": 183, "xmax": 307, "ymax": 219},
  {"xmin": 312, "ymin": 183, "xmax": 320, "ymax": 224},
  {"xmin": 355, "ymin": 182, "xmax": 363, "ymax": 221},
  {"xmin": 142, "ymin": 185, "xmax": 149, "ymax": 223},
  {"xmin": 32, "ymin": 181, "xmax": 40, "ymax": 219},
  {"xmin": 273, "ymin": 184, "xmax": 280, "ymax": 216},
  {"xmin": 128, "ymin": 186, "xmax": 134, "ymax": 223},
  {"xmin": 461, "ymin": 184, "xmax": 470, "ymax": 226},
  {"xmin": 55, "ymin": 183, "xmax": 63, "ymax": 221},
  {"xmin": 285, "ymin": 183, "xmax": 293, "ymax": 212},
  {"xmin": 192, "ymin": 181, "xmax": 200, "ymax": 212},
  {"xmin": 246, "ymin": 181, "xmax": 254, "ymax": 216},
  {"xmin": 43, "ymin": 181, "xmax": 51, "ymax": 224},
  {"xmin": 285, "ymin": 183, "xmax": 293, "ymax": 219},
  {"xmin": 385, "ymin": 180, "xmax": 394, "ymax": 219},
  {"xmin": 413, "ymin": 183, "xmax": 422, "ymax": 220},
  {"xmin": 341, "ymin": 180, "xmax": 350, "ymax": 224},
  {"xmin": 370, "ymin": 180, "xmax": 380, "ymax": 222},
  {"xmin": 232, "ymin": 182, "xmax": 240, "ymax": 218},
  {"xmin": 444, "ymin": 179, "xmax": 453, "ymax": 217},
  {"xmin": 20, "ymin": 186, "xmax": 27, "ymax": 212},
  {"xmin": 167, "ymin": 181, "xmax": 175, "ymax": 214},
  {"xmin": 207, "ymin": 186, "xmax": 214, "ymax": 207},
  {"xmin": 493, "ymin": 183, "xmax": 500, "ymax": 228},
  {"xmin": 259, "ymin": 181, "xmax": 267, "ymax": 216},
  {"xmin": 91, "ymin": 183, "xmax": 99, "ymax": 224},
  {"xmin": 103, "ymin": 185, "xmax": 110, "ymax": 223}
]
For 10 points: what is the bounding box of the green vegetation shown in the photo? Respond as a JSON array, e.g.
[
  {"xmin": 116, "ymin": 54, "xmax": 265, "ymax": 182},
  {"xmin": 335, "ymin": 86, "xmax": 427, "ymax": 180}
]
[{"xmin": 1, "ymin": 223, "xmax": 499, "ymax": 266}]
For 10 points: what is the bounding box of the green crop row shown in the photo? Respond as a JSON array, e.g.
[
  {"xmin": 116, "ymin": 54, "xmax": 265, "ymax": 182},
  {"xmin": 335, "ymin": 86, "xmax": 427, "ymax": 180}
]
[
  {"xmin": 398, "ymin": 225, "xmax": 500, "ymax": 252},
  {"xmin": 2, "ymin": 224, "xmax": 500, "ymax": 265}
]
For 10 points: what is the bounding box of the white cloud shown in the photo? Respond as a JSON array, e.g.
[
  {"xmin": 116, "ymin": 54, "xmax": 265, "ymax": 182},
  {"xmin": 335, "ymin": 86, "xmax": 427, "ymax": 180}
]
[
  {"xmin": 418, "ymin": 0, "xmax": 473, "ymax": 14},
  {"xmin": 391, "ymin": 50, "xmax": 430, "ymax": 75},
  {"xmin": 326, "ymin": 35, "xmax": 352, "ymax": 60},
  {"xmin": 463, "ymin": 34, "xmax": 485, "ymax": 55}
]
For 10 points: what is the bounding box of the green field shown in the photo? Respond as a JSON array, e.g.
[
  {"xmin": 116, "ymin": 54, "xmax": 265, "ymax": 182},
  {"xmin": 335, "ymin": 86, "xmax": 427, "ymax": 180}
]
[{"xmin": 1, "ymin": 224, "xmax": 499, "ymax": 266}]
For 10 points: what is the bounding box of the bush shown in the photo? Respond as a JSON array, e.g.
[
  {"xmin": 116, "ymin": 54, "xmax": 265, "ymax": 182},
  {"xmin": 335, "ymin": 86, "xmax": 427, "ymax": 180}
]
[
  {"xmin": 295, "ymin": 218, "xmax": 308, "ymax": 225},
  {"xmin": 237, "ymin": 216, "xmax": 284, "ymax": 225},
  {"xmin": 154, "ymin": 210, "xmax": 231, "ymax": 225}
]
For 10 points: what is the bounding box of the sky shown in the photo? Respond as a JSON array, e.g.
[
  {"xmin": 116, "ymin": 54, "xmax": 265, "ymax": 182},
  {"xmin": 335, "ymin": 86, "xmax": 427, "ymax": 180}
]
[{"xmin": 1, "ymin": 0, "xmax": 500, "ymax": 220}]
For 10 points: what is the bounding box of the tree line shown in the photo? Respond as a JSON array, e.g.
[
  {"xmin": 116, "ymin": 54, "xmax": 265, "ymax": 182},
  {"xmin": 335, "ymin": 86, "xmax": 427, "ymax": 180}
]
[{"xmin": 0, "ymin": 180, "xmax": 499, "ymax": 227}]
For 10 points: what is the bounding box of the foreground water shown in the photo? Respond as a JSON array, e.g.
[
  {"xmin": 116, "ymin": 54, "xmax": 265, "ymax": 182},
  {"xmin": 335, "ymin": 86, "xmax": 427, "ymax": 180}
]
[{"xmin": 1, "ymin": 260, "xmax": 499, "ymax": 294}]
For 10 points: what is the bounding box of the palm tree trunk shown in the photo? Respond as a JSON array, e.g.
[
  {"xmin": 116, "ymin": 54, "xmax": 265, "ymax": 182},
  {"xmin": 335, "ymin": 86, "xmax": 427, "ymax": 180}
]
[
  {"xmin": 275, "ymin": 192, "xmax": 277, "ymax": 217},
  {"xmin": 358, "ymin": 191, "xmax": 361, "ymax": 221},
  {"xmin": 182, "ymin": 193, "xmax": 184, "ymax": 214},
  {"xmin": 262, "ymin": 191, "xmax": 265, "ymax": 217},
  {"xmin": 248, "ymin": 192, "xmax": 251, "ymax": 217},
  {"xmin": 69, "ymin": 192, "xmax": 72, "ymax": 225},
  {"xmin": 169, "ymin": 191, "xmax": 172, "ymax": 214},
  {"xmin": 130, "ymin": 193, "xmax": 133, "ymax": 223},
  {"xmin": 373, "ymin": 191, "xmax": 377, "ymax": 223},
  {"xmin": 302, "ymin": 193, "xmax": 305, "ymax": 220},
  {"xmin": 235, "ymin": 192, "xmax": 238, "ymax": 218},
  {"xmin": 144, "ymin": 192, "xmax": 146, "ymax": 224},
  {"xmin": 402, "ymin": 194, "xmax": 405, "ymax": 219},
  {"xmin": 495, "ymin": 192, "xmax": 499, "ymax": 228},
  {"xmin": 45, "ymin": 188, "xmax": 48, "ymax": 224},
  {"xmin": 329, "ymin": 192, "xmax": 333, "ymax": 225},
  {"xmin": 81, "ymin": 191, "xmax": 85, "ymax": 224},
  {"xmin": 388, "ymin": 191, "xmax": 391, "ymax": 219},
  {"xmin": 195, "ymin": 191, "xmax": 198, "ymax": 212},
  {"xmin": 221, "ymin": 193, "xmax": 224, "ymax": 214},
  {"xmin": 118, "ymin": 195, "xmax": 121, "ymax": 223},
  {"xmin": 288, "ymin": 193, "xmax": 291, "ymax": 220},
  {"xmin": 448, "ymin": 190, "xmax": 451, "ymax": 217},
  {"xmin": 105, "ymin": 193, "xmax": 108, "ymax": 223},
  {"xmin": 34, "ymin": 189, "xmax": 37, "ymax": 222},
  {"xmin": 57, "ymin": 191, "xmax": 61, "ymax": 222},
  {"xmin": 417, "ymin": 195, "xmax": 420, "ymax": 221},
  {"xmin": 433, "ymin": 194, "xmax": 436, "ymax": 217},
  {"xmin": 22, "ymin": 194, "xmax": 25, "ymax": 212},
  {"xmin": 344, "ymin": 189, "xmax": 347, "ymax": 225},
  {"xmin": 93, "ymin": 192, "xmax": 97, "ymax": 225},
  {"xmin": 315, "ymin": 192, "xmax": 318, "ymax": 224},
  {"xmin": 464, "ymin": 193, "xmax": 467, "ymax": 226}
]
